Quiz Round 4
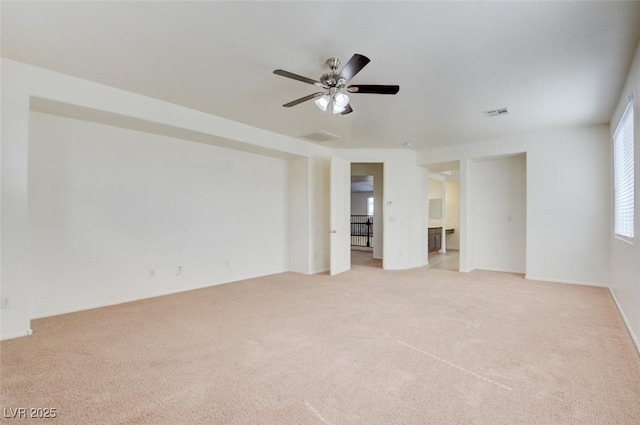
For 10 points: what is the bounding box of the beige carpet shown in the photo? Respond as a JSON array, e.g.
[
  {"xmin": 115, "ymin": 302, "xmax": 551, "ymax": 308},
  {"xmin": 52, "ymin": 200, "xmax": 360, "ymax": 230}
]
[{"xmin": 2, "ymin": 253, "xmax": 640, "ymax": 424}]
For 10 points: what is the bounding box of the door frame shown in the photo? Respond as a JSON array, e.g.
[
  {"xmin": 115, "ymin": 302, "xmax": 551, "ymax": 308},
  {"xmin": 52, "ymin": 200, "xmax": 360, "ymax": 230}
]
[{"xmin": 331, "ymin": 158, "xmax": 386, "ymax": 274}]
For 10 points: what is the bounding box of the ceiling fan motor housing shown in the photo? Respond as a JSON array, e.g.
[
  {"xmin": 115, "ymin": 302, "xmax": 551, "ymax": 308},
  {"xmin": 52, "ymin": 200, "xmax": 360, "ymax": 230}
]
[
  {"xmin": 320, "ymin": 73, "xmax": 346, "ymax": 88},
  {"xmin": 326, "ymin": 57, "xmax": 340, "ymax": 70},
  {"xmin": 320, "ymin": 58, "xmax": 348, "ymax": 88}
]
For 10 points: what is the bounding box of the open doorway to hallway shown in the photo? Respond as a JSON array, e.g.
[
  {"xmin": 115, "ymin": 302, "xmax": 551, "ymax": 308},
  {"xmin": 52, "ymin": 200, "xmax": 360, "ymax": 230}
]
[
  {"xmin": 350, "ymin": 163, "xmax": 383, "ymax": 268},
  {"xmin": 427, "ymin": 162, "xmax": 460, "ymax": 271}
]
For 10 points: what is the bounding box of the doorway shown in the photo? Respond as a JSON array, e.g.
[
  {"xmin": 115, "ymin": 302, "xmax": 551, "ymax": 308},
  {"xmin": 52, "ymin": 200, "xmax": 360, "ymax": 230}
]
[
  {"xmin": 330, "ymin": 157, "xmax": 385, "ymax": 275},
  {"xmin": 425, "ymin": 154, "xmax": 527, "ymax": 274},
  {"xmin": 350, "ymin": 163, "xmax": 383, "ymax": 269},
  {"xmin": 426, "ymin": 162, "xmax": 460, "ymax": 271}
]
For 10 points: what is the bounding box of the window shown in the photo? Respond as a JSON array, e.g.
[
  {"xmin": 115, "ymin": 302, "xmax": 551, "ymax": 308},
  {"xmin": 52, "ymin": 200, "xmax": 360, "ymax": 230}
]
[
  {"xmin": 613, "ymin": 99, "xmax": 634, "ymax": 241},
  {"xmin": 367, "ymin": 197, "xmax": 374, "ymax": 216}
]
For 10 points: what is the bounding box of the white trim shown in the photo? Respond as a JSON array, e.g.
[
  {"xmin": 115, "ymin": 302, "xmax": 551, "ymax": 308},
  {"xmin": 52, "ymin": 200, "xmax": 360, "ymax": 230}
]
[
  {"xmin": 1, "ymin": 328, "xmax": 33, "ymax": 341},
  {"xmin": 524, "ymin": 275, "xmax": 607, "ymax": 288},
  {"xmin": 608, "ymin": 287, "xmax": 640, "ymax": 355},
  {"xmin": 612, "ymin": 98, "xmax": 634, "ymax": 240},
  {"xmin": 613, "ymin": 234, "xmax": 634, "ymax": 246}
]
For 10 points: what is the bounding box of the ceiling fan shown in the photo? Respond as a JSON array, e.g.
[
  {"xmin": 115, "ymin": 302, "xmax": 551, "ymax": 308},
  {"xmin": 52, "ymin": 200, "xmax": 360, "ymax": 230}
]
[{"xmin": 273, "ymin": 54, "xmax": 399, "ymax": 115}]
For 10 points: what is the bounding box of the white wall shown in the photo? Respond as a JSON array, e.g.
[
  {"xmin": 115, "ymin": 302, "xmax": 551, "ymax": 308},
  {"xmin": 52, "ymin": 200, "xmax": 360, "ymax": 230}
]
[
  {"xmin": 445, "ymin": 180, "xmax": 460, "ymax": 250},
  {"xmin": 409, "ymin": 165, "xmax": 429, "ymax": 267},
  {"xmin": 526, "ymin": 132, "xmax": 610, "ymax": 285},
  {"xmin": 1, "ymin": 60, "xmax": 31, "ymax": 339},
  {"xmin": 350, "ymin": 192, "xmax": 373, "ymax": 216},
  {"xmin": 427, "ymin": 179, "xmax": 443, "ymax": 227},
  {"xmin": 419, "ymin": 124, "xmax": 611, "ymax": 285},
  {"xmin": 308, "ymin": 156, "xmax": 330, "ymax": 274},
  {"xmin": 609, "ymin": 40, "xmax": 640, "ymax": 351},
  {"xmin": 468, "ymin": 155, "xmax": 526, "ymax": 273},
  {"xmin": 27, "ymin": 112, "xmax": 289, "ymax": 318},
  {"xmin": 288, "ymin": 157, "xmax": 310, "ymax": 273}
]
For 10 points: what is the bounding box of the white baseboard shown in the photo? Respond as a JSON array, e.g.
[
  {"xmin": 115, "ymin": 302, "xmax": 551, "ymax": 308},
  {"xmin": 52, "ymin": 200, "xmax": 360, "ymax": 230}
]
[
  {"xmin": 31, "ymin": 270, "xmax": 287, "ymax": 320},
  {"xmin": 32, "ymin": 283, "xmax": 225, "ymax": 319},
  {"xmin": 524, "ymin": 275, "xmax": 607, "ymax": 288},
  {"xmin": 480, "ymin": 267, "xmax": 525, "ymax": 274},
  {"xmin": 608, "ymin": 287, "xmax": 640, "ymax": 355},
  {"xmin": 1, "ymin": 328, "xmax": 33, "ymax": 341}
]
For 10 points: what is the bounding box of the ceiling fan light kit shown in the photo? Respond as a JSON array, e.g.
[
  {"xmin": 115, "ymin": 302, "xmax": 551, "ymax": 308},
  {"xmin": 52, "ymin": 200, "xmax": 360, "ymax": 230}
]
[
  {"xmin": 273, "ymin": 53, "xmax": 399, "ymax": 115},
  {"xmin": 314, "ymin": 90, "xmax": 350, "ymax": 114},
  {"xmin": 315, "ymin": 94, "xmax": 330, "ymax": 111}
]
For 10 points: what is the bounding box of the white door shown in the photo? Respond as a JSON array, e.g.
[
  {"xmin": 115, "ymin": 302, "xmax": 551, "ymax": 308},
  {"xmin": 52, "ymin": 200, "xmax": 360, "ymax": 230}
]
[{"xmin": 330, "ymin": 156, "xmax": 351, "ymax": 276}]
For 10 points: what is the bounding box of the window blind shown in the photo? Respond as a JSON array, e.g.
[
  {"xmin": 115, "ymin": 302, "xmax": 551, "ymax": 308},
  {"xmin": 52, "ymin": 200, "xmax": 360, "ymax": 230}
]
[{"xmin": 613, "ymin": 99, "xmax": 634, "ymax": 240}]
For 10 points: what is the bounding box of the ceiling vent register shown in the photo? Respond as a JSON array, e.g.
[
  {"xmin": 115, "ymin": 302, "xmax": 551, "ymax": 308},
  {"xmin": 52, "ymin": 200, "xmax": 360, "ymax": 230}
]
[
  {"xmin": 302, "ymin": 130, "xmax": 341, "ymax": 143},
  {"xmin": 484, "ymin": 108, "xmax": 509, "ymax": 117}
]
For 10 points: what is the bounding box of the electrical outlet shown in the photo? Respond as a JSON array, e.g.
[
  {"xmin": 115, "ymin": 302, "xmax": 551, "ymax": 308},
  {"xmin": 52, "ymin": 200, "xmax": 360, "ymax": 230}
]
[
  {"xmin": 149, "ymin": 269, "xmax": 155, "ymax": 278},
  {"xmin": 1, "ymin": 297, "xmax": 10, "ymax": 309},
  {"xmin": 176, "ymin": 266, "xmax": 182, "ymax": 276}
]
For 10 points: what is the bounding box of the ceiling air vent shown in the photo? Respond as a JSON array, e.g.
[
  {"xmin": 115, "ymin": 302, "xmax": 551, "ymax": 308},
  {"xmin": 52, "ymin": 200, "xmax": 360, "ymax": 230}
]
[
  {"xmin": 302, "ymin": 130, "xmax": 341, "ymax": 143},
  {"xmin": 484, "ymin": 107, "xmax": 509, "ymax": 117}
]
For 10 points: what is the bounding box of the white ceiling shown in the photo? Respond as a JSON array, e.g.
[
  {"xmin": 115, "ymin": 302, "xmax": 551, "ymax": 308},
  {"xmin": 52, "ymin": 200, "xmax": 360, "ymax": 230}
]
[{"xmin": 2, "ymin": 1, "xmax": 639, "ymax": 151}]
